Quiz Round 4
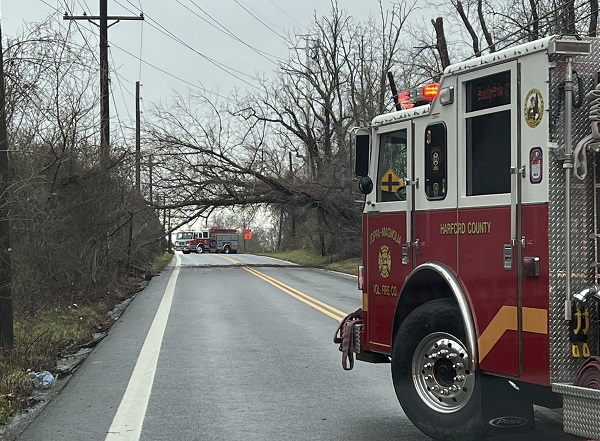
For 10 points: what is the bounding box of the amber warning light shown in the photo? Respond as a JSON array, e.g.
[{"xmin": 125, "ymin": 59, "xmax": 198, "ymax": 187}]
[{"xmin": 396, "ymin": 83, "xmax": 439, "ymax": 109}]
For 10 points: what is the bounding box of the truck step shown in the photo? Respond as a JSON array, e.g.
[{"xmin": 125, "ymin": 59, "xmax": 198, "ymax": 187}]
[{"xmin": 552, "ymin": 383, "xmax": 600, "ymax": 439}]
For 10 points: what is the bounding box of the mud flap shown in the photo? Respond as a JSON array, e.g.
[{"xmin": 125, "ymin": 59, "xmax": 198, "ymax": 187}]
[{"xmin": 480, "ymin": 375, "xmax": 535, "ymax": 436}]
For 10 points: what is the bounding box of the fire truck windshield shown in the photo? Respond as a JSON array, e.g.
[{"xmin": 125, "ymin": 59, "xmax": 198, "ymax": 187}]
[
  {"xmin": 176, "ymin": 232, "xmax": 193, "ymax": 240},
  {"xmin": 377, "ymin": 130, "xmax": 407, "ymax": 202}
]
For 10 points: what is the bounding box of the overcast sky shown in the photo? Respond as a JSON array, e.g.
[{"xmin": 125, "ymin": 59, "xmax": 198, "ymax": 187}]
[{"xmin": 1, "ymin": 0, "xmax": 400, "ymax": 129}]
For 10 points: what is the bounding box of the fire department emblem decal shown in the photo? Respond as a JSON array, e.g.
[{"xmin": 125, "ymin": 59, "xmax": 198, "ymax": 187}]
[
  {"xmin": 524, "ymin": 88, "xmax": 544, "ymax": 128},
  {"xmin": 378, "ymin": 245, "xmax": 391, "ymax": 279}
]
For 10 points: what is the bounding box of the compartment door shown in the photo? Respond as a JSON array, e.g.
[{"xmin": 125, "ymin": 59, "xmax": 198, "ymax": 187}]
[{"xmin": 457, "ymin": 62, "xmax": 522, "ymax": 377}]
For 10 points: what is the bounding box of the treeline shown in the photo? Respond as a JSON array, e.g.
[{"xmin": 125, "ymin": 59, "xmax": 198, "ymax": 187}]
[
  {"xmin": 146, "ymin": 0, "xmax": 598, "ymax": 258},
  {"xmin": 4, "ymin": 22, "xmax": 163, "ymax": 314},
  {"xmin": 2, "ymin": 0, "xmax": 597, "ymax": 318}
]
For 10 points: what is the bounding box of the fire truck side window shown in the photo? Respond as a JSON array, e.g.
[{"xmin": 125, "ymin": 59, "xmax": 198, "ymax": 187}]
[
  {"xmin": 377, "ymin": 130, "xmax": 407, "ymax": 202},
  {"xmin": 465, "ymin": 71, "xmax": 511, "ymax": 196},
  {"xmin": 425, "ymin": 123, "xmax": 447, "ymax": 200}
]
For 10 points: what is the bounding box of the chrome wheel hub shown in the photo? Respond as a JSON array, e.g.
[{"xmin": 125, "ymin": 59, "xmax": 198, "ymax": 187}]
[{"xmin": 412, "ymin": 332, "xmax": 475, "ymax": 413}]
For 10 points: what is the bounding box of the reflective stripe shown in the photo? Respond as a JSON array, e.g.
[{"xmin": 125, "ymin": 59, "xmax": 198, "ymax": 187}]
[{"xmin": 478, "ymin": 306, "xmax": 547, "ymax": 363}]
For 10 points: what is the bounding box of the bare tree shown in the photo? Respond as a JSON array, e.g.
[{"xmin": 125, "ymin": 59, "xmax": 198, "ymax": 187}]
[
  {"xmin": 412, "ymin": 0, "xmax": 600, "ymax": 77},
  {"xmin": 454, "ymin": 0, "xmax": 481, "ymax": 56},
  {"xmin": 3, "ymin": 20, "xmax": 163, "ymax": 310},
  {"xmin": 145, "ymin": 1, "xmax": 416, "ymax": 257}
]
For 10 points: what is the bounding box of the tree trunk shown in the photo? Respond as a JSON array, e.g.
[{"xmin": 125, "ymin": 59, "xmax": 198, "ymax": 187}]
[
  {"xmin": 478, "ymin": 0, "xmax": 496, "ymax": 51},
  {"xmin": 432, "ymin": 18, "xmax": 451, "ymax": 69},
  {"xmin": 455, "ymin": 0, "xmax": 481, "ymax": 57},
  {"xmin": 565, "ymin": 0, "xmax": 576, "ymax": 34},
  {"xmin": 590, "ymin": 0, "xmax": 599, "ymax": 36},
  {"xmin": 317, "ymin": 206, "xmax": 327, "ymax": 257},
  {"xmin": 528, "ymin": 0, "xmax": 540, "ymax": 40}
]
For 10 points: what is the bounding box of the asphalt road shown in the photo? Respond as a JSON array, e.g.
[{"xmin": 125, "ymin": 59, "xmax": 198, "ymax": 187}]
[{"xmin": 13, "ymin": 253, "xmax": 585, "ymax": 441}]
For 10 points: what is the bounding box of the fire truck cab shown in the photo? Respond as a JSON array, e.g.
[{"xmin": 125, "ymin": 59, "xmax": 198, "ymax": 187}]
[
  {"xmin": 351, "ymin": 36, "xmax": 600, "ymax": 440},
  {"xmin": 188, "ymin": 229, "xmax": 210, "ymax": 253},
  {"xmin": 174, "ymin": 230, "xmax": 198, "ymax": 254}
]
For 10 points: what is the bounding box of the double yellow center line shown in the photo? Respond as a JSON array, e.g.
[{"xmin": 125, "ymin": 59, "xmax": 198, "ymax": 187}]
[{"xmin": 221, "ymin": 256, "xmax": 347, "ymax": 321}]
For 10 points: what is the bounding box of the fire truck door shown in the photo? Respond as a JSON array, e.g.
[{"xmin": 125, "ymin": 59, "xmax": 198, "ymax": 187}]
[
  {"xmin": 457, "ymin": 62, "xmax": 521, "ymax": 377},
  {"xmin": 365, "ymin": 121, "xmax": 414, "ymax": 351}
]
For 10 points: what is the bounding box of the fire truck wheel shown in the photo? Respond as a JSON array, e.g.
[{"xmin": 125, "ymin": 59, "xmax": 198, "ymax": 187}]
[
  {"xmin": 391, "ymin": 299, "xmax": 485, "ymax": 441},
  {"xmin": 197, "ymin": 245, "xmax": 204, "ymax": 254},
  {"xmin": 222, "ymin": 245, "xmax": 231, "ymax": 254}
]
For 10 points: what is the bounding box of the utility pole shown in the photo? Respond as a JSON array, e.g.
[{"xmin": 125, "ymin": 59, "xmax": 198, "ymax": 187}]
[
  {"xmin": 148, "ymin": 154, "xmax": 153, "ymax": 204},
  {"xmin": 167, "ymin": 208, "xmax": 172, "ymax": 252},
  {"xmin": 162, "ymin": 194, "xmax": 167, "ymax": 251},
  {"xmin": 0, "ymin": 22, "xmax": 13, "ymax": 349},
  {"xmin": 301, "ymin": 34, "xmax": 314, "ymax": 180},
  {"xmin": 136, "ymin": 81, "xmax": 141, "ymax": 192},
  {"xmin": 64, "ymin": 1, "xmax": 143, "ymax": 168}
]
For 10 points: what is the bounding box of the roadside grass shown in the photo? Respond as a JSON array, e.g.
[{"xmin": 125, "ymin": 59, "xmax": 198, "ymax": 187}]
[
  {"xmin": 261, "ymin": 249, "xmax": 360, "ymax": 276},
  {"xmin": 0, "ymin": 253, "xmax": 173, "ymax": 425},
  {"xmin": 151, "ymin": 252, "xmax": 174, "ymax": 273},
  {"xmin": 0, "ymin": 305, "xmax": 110, "ymax": 425}
]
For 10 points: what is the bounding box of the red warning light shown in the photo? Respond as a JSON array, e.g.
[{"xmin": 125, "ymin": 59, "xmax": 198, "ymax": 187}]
[
  {"xmin": 397, "ymin": 90, "xmax": 410, "ymax": 103},
  {"xmin": 423, "ymin": 83, "xmax": 439, "ymax": 100}
]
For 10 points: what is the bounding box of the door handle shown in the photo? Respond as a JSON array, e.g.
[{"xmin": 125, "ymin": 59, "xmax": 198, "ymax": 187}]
[{"xmin": 510, "ymin": 166, "xmax": 525, "ymax": 246}]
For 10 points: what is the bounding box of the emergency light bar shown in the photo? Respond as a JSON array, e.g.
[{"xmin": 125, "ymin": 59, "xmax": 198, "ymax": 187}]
[{"xmin": 397, "ymin": 83, "xmax": 439, "ymax": 108}]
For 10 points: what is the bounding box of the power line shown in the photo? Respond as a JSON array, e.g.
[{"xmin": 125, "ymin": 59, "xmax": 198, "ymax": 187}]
[
  {"xmin": 109, "ymin": 46, "xmax": 133, "ymax": 120},
  {"xmin": 64, "ymin": 0, "xmax": 143, "ymax": 167},
  {"xmin": 121, "ymin": 0, "xmax": 145, "ymax": 81},
  {"xmin": 110, "ymin": 41, "xmax": 237, "ymax": 103},
  {"xmin": 50, "ymin": 1, "xmax": 137, "ymax": 150},
  {"xmin": 232, "ymin": 0, "xmax": 290, "ymax": 42},
  {"xmin": 266, "ymin": 0, "xmax": 303, "ymax": 28},
  {"xmin": 109, "ymin": 65, "xmax": 130, "ymax": 148},
  {"xmin": 114, "ymin": 0, "xmax": 263, "ymax": 91},
  {"xmin": 67, "ymin": 0, "xmax": 100, "ymax": 66},
  {"xmin": 49, "ymin": 3, "xmax": 239, "ymax": 104},
  {"xmin": 181, "ymin": 0, "xmax": 283, "ymax": 65}
]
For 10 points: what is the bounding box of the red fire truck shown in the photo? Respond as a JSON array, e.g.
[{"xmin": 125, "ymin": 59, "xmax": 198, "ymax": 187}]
[
  {"xmin": 343, "ymin": 35, "xmax": 600, "ymax": 440},
  {"xmin": 187, "ymin": 228, "xmax": 239, "ymax": 254},
  {"xmin": 174, "ymin": 230, "xmax": 198, "ymax": 254}
]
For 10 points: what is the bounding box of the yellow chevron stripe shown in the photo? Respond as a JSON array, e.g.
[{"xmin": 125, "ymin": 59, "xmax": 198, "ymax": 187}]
[{"xmin": 478, "ymin": 306, "xmax": 547, "ymax": 363}]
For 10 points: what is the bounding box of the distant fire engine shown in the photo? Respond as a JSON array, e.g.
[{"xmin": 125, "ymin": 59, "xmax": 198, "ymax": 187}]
[
  {"xmin": 340, "ymin": 35, "xmax": 600, "ymax": 440},
  {"xmin": 175, "ymin": 228, "xmax": 239, "ymax": 254},
  {"xmin": 174, "ymin": 230, "xmax": 196, "ymax": 253}
]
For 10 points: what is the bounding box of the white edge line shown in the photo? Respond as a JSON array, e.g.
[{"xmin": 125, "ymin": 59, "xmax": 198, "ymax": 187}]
[{"xmin": 105, "ymin": 255, "xmax": 181, "ymax": 440}]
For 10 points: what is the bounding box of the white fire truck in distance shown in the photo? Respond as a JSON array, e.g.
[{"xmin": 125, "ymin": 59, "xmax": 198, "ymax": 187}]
[{"xmin": 345, "ymin": 35, "xmax": 600, "ymax": 440}]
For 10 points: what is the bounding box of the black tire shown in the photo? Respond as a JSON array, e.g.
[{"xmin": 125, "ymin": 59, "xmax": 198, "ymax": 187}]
[
  {"xmin": 392, "ymin": 299, "xmax": 485, "ymax": 441},
  {"xmin": 222, "ymin": 245, "xmax": 231, "ymax": 254},
  {"xmin": 182, "ymin": 250, "xmax": 190, "ymax": 255},
  {"xmin": 197, "ymin": 245, "xmax": 204, "ymax": 254}
]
